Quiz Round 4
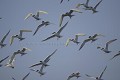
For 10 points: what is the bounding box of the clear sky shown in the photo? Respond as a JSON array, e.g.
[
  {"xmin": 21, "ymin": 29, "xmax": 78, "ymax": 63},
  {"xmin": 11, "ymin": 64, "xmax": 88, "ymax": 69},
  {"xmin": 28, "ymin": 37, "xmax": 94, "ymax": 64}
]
[{"xmin": 0, "ymin": 0, "xmax": 120, "ymax": 80}]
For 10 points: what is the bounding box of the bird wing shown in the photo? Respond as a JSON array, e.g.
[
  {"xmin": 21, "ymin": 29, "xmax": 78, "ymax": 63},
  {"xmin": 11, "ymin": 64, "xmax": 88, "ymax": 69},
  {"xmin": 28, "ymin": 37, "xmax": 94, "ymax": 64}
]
[
  {"xmin": 94, "ymin": 0, "xmax": 103, "ymax": 9},
  {"xmin": 44, "ymin": 49, "xmax": 57, "ymax": 63},
  {"xmin": 79, "ymin": 39, "xmax": 91, "ymax": 50},
  {"xmin": 99, "ymin": 66, "xmax": 107, "ymax": 79},
  {"xmin": 86, "ymin": 0, "xmax": 90, "ymax": 6},
  {"xmin": 29, "ymin": 63, "xmax": 42, "ymax": 68},
  {"xmin": 0, "ymin": 56, "xmax": 9, "ymax": 63},
  {"xmin": 1, "ymin": 30, "xmax": 10, "ymax": 43},
  {"xmin": 22, "ymin": 72, "xmax": 30, "ymax": 80},
  {"xmin": 70, "ymin": 9, "xmax": 82, "ymax": 13},
  {"xmin": 57, "ymin": 21, "xmax": 68, "ymax": 34},
  {"xmin": 111, "ymin": 52, "xmax": 120, "ymax": 60},
  {"xmin": 10, "ymin": 36, "xmax": 15, "ymax": 45},
  {"xmin": 24, "ymin": 13, "xmax": 33, "ymax": 20},
  {"xmin": 85, "ymin": 74, "xmax": 96, "ymax": 79},
  {"xmin": 7, "ymin": 52, "xmax": 17, "ymax": 65},
  {"xmin": 65, "ymin": 38, "xmax": 71, "ymax": 46},
  {"xmin": 59, "ymin": 14, "xmax": 64, "ymax": 27},
  {"xmin": 105, "ymin": 39, "xmax": 117, "ymax": 50},
  {"xmin": 42, "ymin": 34, "xmax": 56, "ymax": 42},
  {"xmin": 20, "ymin": 30, "xmax": 32, "ymax": 36},
  {"xmin": 60, "ymin": 0, "xmax": 63, "ymax": 4},
  {"xmin": 75, "ymin": 33, "xmax": 86, "ymax": 41},
  {"xmin": 33, "ymin": 23, "xmax": 45, "ymax": 36}
]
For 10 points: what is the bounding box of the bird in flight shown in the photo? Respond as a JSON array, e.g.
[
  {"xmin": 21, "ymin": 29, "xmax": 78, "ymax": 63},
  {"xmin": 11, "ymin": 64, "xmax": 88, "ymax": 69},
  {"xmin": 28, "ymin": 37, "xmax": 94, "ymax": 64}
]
[
  {"xmin": 79, "ymin": 34, "xmax": 104, "ymax": 50},
  {"xmin": 24, "ymin": 10, "xmax": 48, "ymax": 20},
  {"xmin": 85, "ymin": 66, "xmax": 107, "ymax": 80},
  {"xmin": 10, "ymin": 29, "xmax": 32, "ymax": 45},
  {"xmin": 33, "ymin": 21, "xmax": 54, "ymax": 36},
  {"xmin": 59, "ymin": 9, "xmax": 82, "ymax": 27},
  {"xmin": 110, "ymin": 51, "xmax": 120, "ymax": 60},
  {"xmin": 0, "ymin": 30, "xmax": 10, "ymax": 48},
  {"xmin": 67, "ymin": 72, "xmax": 81, "ymax": 80},
  {"xmin": 42, "ymin": 22, "xmax": 69, "ymax": 42},
  {"xmin": 65, "ymin": 33, "xmax": 86, "ymax": 46},
  {"xmin": 0, "ymin": 56, "xmax": 9, "ymax": 67},
  {"xmin": 29, "ymin": 49, "xmax": 57, "ymax": 68},
  {"xmin": 97, "ymin": 39, "xmax": 117, "ymax": 53}
]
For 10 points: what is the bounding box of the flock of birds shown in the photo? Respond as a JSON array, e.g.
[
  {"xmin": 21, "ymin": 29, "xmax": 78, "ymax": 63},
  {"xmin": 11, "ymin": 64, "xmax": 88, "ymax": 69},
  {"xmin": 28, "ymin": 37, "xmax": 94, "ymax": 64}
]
[{"xmin": 0, "ymin": 0, "xmax": 120, "ymax": 80}]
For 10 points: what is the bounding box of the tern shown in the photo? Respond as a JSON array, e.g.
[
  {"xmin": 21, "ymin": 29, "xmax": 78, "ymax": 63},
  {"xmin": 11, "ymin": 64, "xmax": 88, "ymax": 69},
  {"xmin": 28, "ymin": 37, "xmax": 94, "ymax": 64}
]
[
  {"xmin": 33, "ymin": 21, "xmax": 53, "ymax": 36},
  {"xmin": 10, "ymin": 29, "xmax": 32, "ymax": 45},
  {"xmin": 0, "ymin": 30, "xmax": 10, "ymax": 48},
  {"xmin": 24, "ymin": 10, "xmax": 48, "ymax": 20},
  {"xmin": 79, "ymin": 34, "xmax": 104, "ymax": 50},
  {"xmin": 65, "ymin": 33, "xmax": 86, "ymax": 46},
  {"xmin": 85, "ymin": 66, "xmax": 107, "ymax": 80},
  {"xmin": 59, "ymin": 9, "xmax": 82, "ymax": 27},
  {"xmin": 0, "ymin": 56, "xmax": 9, "ymax": 67},
  {"xmin": 29, "ymin": 49, "xmax": 57, "ymax": 68},
  {"xmin": 42, "ymin": 22, "xmax": 68, "ymax": 42},
  {"xmin": 67, "ymin": 72, "xmax": 80, "ymax": 80},
  {"xmin": 97, "ymin": 39, "xmax": 117, "ymax": 53},
  {"xmin": 12, "ymin": 72, "xmax": 30, "ymax": 80},
  {"xmin": 110, "ymin": 51, "xmax": 120, "ymax": 60}
]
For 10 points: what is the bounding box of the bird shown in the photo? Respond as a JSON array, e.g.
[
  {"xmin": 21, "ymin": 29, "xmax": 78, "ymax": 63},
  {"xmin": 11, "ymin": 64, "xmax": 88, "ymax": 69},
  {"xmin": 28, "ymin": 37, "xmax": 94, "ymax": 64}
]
[
  {"xmin": 33, "ymin": 21, "xmax": 54, "ymax": 36},
  {"xmin": 42, "ymin": 21, "xmax": 68, "ymax": 42},
  {"xmin": 12, "ymin": 72, "xmax": 30, "ymax": 80},
  {"xmin": 85, "ymin": 66, "xmax": 107, "ymax": 80},
  {"xmin": 29, "ymin": 49, "xmax": 57, "ymax": 68},
  {"xmin": 10, "ymin": 29, "xmax": 32, "ymax": 45},
  {"xmin": 110, "ymin": 51, "xmax": 120, "ymax": 60},
  {"xmin": 24, "ymin": 10, "xmax": 48, "ymax": 20},
  {"xmin": 65, "ymin": 33, "xmax": 86, "ymax": 46},
  {"xmin": 0, "ymin": 30, "xmax": 10, "ymax": 48},
  {"xmin": 5, "ymin": 52, "xmax": 18, "ymax": 68},
  {"xmin": 97, "ymin": 39, "xmax": 117, "ymax": 53},
  {"xmin": 79, "ymin": 34, "xmax": 104, "ymax": 50},
  {"xmin": 60, "ymin": 0, "xmax": 70, "ymax": 4},
  {"xmin": 59, "ymin": 9, "xmax": 82, "ymax": 27},
  {"xmin": 0, "ymin": 56, "xmax": 9, "ymax": 67},
  {"xmin": 67, "ymin": 72, "xmax": 80, "ymax": 80}
]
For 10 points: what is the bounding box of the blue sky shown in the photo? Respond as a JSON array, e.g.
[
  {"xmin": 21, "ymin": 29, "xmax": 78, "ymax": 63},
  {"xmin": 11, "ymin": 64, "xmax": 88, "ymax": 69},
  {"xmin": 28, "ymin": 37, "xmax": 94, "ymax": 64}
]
[{"xmin": 0, "ymin": 0, "xmax": 120, "ymax": 80}]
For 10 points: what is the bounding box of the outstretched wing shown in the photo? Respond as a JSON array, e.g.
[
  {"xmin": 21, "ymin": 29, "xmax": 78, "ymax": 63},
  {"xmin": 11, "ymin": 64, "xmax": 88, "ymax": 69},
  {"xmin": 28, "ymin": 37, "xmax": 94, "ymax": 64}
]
[
  {"xmin": 24, "ymin": 13, "xmax": 33, "ymax": 20},
  {"xmin": 110, "ymin": 51, "xmax": 120, "ymax": 60},
  {"xmin": 20, "ymin": 30, "xmax": 32, "ymax": 37},
  {"xmin": 85, "ymin": 74, "xmax": 96, "ymax": 79},
  {"xmin": 86, "ymin": 0, "xmax": 90, "ymax": 6},
  {"xmin": 1, "ymin": 30, "xmax": 10, "ymax": 43},
  {"xmin": 59, "ymin": 14, "xmax": 64, "ymax": 27},
  {"xmin": 42, "ymin": 34, "xmax": 56, "ymax": 42},
  {"xmin": 36, "ymin": 10, "xmax": 48, "ymax": 17},
  {"xmin": 22, "ymin": 72, "xmax": 30, "ymax": 80},
  {"xmin": 75, "ymin": 33, "xmax": 86, "ymax": 41},
  {"xmin": 65, "ymin": 38, "xmax": 71, "ymax": 46},
  {"xmin": 10, "ymin": 36, "xmax": 15, "ymax": 45},
  {"xmin": 79, "ymin": 39, "xmax": 91, "ymax": 50},
  {"xmin": 29, "ymin": 63, "xmax": 42, "ymax": 68},
  {"xmin": 105, "ymin": 39, "xmax": 117, "ymax": 50},
  {"xmin": 0, "ymin": 56, "xmax": 9, "ymax": 63},
  {"xmin": 94, "ymin": 0, "xmax": 103, "ymax": 9},
  {"xmin": 44, "ymin": 49, "xmax": 57, "ymax": 63},
  {"xmin": 99, "ymin": 66, "xmax": 107, "ymax": 79},
  {"xmin": 70, "ymin": 9, "xmax": 82, "ymax": 13}
]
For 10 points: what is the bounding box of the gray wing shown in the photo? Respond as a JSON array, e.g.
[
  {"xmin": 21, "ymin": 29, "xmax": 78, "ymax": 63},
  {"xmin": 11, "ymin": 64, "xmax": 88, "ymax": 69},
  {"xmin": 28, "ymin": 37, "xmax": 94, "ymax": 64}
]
[
  {"xmin": 33, "ymin": 23, "xmax": 45, "ymax": 36},
  {"xmin": 29, "ymin": 63, "xmax": 42, "ymax": 68},
  {"xmin": 1, "ymin": 30, "xmax": 10, "ymax": 43},
  {"xmin": 94, "ymin": 0, "xmax": 103, "ymax": 9},
  {"xmin": 59, "ymin": 14, "xmax": 64, "ymax": 27},
  {"xmin": 36, "ymin": 12, "xmax": 40, "ymax": 17},
  {"xmin": 57, "ymin": 21, "xmax": 69, "ymax": 34},
  {"xmin": 86, "ymin": 0, "xmax": 90, "ymax": 6},
  {"xmin": 99, "ymin": 66, "xmax": 107, "ymax": 79},
  {"xmin": 24, "ymin": 13, "xmax": 33, "ymax": 20},
  {"xmin": 44, "ymin": 49, "xmax": 57, "ymax": 63},
  {"xmin": 79, "ymin": 39, "xmax": 91, "ymax": 50},
  {"xmin": 105, "ymin": 39, "xmax": 117, "ymax": 50},
  {"xmin": 42, "ymin": 34, "xmax": 56, "ymax": 42},
  {"xmin": 8, "ymin": 52, "xmax": 17, "ymax": 64},
  {"xmin": 60, "ymin": 0, "xmax": 63, "ymax": 3},
  {"xmin": 20, "ymin": 30, "xmax": 32, "ymax": 37},
  {"xmin": 85, "ymin": 74, "xmax": 96, "ymax": 79},
  {"xmin": 65, "ymin": 38, "xmax": 71, "ymax": 46},
  {"xmin": 22, "ymin": 72, "xmax": 30, "ymax": 80},
  {"xmin": 111, "ymin": 51, "xmax": 120, "ymax": 60},
  {"xmin": 10, "ymin": 36, "xmax": 16, "ymax": 45},
  {"xmin": 0, "ymin": 56, "xmax": 9, "ymax": 63}
]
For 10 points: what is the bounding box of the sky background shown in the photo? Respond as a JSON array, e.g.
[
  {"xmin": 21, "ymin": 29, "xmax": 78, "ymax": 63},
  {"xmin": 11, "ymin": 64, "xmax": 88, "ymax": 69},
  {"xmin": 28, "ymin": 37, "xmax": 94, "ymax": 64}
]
[{"xmin": 0, "ymin": 0, "xmax": 120, "ymax": 80}]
